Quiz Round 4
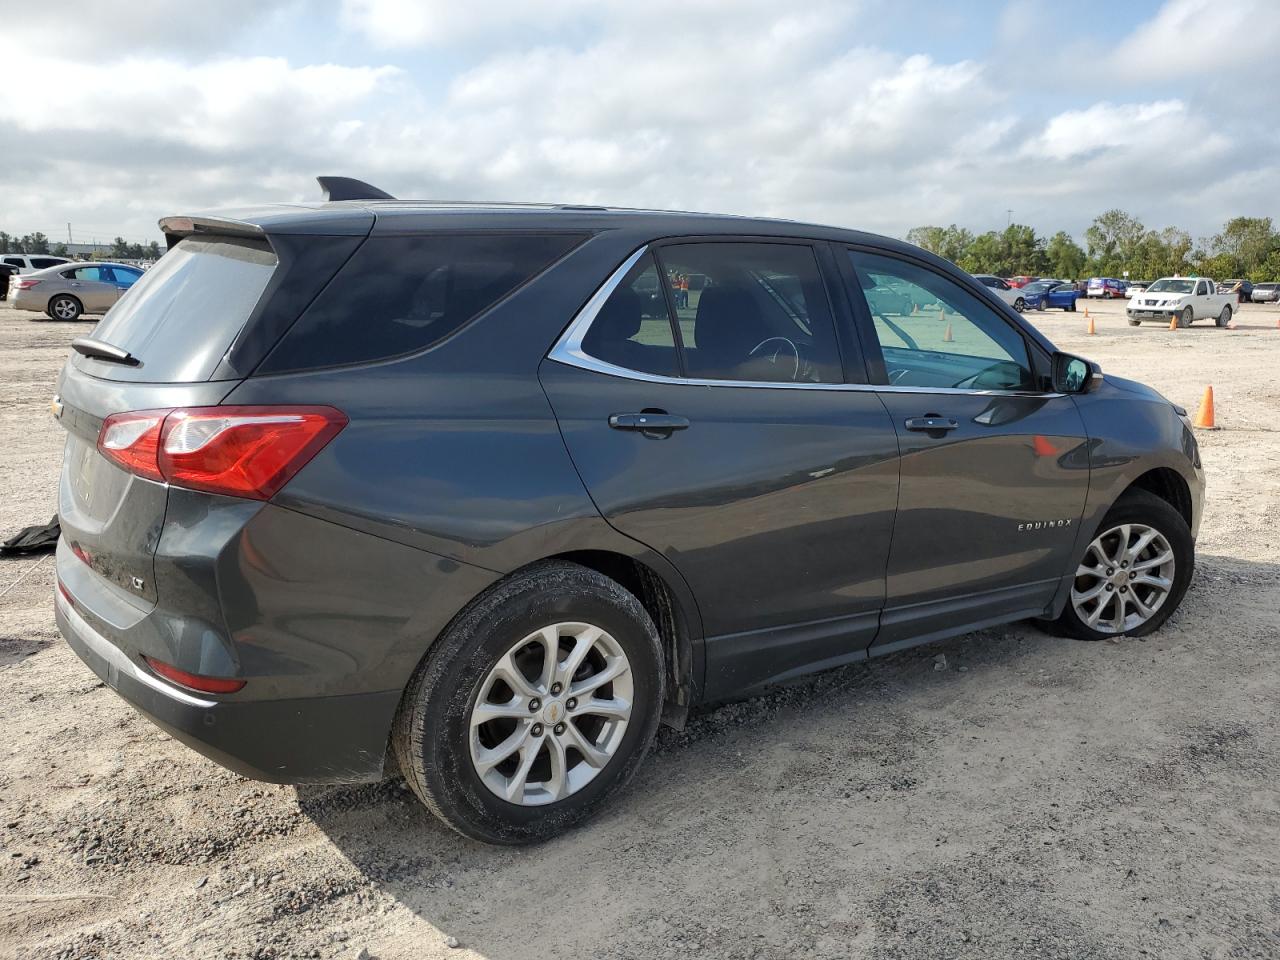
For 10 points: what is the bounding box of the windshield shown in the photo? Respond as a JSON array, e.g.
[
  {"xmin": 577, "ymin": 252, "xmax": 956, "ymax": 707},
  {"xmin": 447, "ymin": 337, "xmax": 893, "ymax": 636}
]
[{"xmin": 1146, "ymin": 279, "xmax": 1195, "ymax": 294}]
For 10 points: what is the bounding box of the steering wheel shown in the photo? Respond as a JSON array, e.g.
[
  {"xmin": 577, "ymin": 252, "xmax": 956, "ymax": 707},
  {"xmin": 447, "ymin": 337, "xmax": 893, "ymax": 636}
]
[{"xmin": 748, "ymin": 337, "xmax": 801, "ymax": 381}]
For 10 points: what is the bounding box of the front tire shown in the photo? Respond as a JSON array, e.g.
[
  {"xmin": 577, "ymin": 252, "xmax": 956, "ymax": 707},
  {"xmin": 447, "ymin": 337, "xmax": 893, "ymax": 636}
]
[
  {"xmin": 1128, "ymin": 318, "xmax": 1141, "ymax": 326},
  {"xmin": 1014, "ymin": 297, "xmax": 1026, "ymax": 313},
  {"xmin": 47, "ymin": 295, "xmax": 83, "ymax": 321},
  {"xmin": 393, "ymin": 561, "xmax": 664, "ymax": 845},
  {"xmin": 1178, "ymin": 306, "xmax": 1193, "ymax": 328},
  {"xmin": 1042, "ymin": 490, "xmax": 1193, "ymax": 641}
]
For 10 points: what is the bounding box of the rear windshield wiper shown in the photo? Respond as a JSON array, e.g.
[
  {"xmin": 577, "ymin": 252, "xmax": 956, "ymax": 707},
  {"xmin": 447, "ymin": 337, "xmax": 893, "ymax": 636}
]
[{"xmin": 71, "ymin": 338, "xmax": 140, "ymax": 366}]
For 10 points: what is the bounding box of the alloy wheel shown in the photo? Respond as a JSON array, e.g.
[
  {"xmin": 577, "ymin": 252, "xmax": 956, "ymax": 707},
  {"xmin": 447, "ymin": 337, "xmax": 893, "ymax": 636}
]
[
  {"xmin": 469, "ymin": 622, "xmax": 633, "ymax": 806},
  {"xmin": 1070, "ymin": 523, "xmax": 1176, "ymax": 634},
  {"xmin": 53, "ymin": 298, "xmax": 79, "ymax": 320}
]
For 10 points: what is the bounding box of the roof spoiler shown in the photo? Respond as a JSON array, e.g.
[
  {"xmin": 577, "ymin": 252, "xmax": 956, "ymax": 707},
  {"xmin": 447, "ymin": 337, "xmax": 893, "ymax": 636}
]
[
  {"xmin": 158, "ymin": 215, "xmax": 266, "ymax": 249},
  {"xmin": 317, "ymin": 176, "xmax": 396, "ymax": 202}
]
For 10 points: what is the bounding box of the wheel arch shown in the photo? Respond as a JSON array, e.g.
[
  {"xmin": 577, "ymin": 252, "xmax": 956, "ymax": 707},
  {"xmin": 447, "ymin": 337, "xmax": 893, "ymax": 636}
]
[
  {"xmin": 541, "ymin": 549, "xmax": 699, "ymax": 727},
  {"xmin": 1122, "ymin": 467, "xmax": 1193, "ymax": 529}
]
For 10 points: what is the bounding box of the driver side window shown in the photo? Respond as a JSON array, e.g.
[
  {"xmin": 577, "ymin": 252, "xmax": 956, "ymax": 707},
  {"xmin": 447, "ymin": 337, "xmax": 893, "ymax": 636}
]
[
  {"xmin": 847, "ymin": 250, "xmax": 1034, "ymax": 391},
  {"xmin": 657, "ymin": 242, "xmax": 843, "ymax": 384}
]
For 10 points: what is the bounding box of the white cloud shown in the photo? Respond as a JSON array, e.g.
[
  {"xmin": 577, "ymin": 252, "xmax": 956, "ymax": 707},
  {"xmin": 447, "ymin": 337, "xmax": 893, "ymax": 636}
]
[{"xmin": 0, "ymin": 0, "xmax": 1277, "ymax": 246}]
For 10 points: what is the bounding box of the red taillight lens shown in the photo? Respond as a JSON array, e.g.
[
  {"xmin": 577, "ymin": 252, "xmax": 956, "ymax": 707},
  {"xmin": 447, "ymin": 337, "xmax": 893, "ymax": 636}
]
[
  {"xmin": 160, "ymin": 406, "xmax": 347, "ymax": 500},
  {"xmin": 98, "ymin": 410, "xmax": 167, "ymax": 481},
  {"xmin": 95, "ymin": 406, "xmax": 346, "ymax": 500},
  {"xmin": 14, "ymin": 278, "xmax": 42, "ymax": 290},
  {"xmin": 143, "ymin": 656, "xmax": 246, "ymax": 694}
]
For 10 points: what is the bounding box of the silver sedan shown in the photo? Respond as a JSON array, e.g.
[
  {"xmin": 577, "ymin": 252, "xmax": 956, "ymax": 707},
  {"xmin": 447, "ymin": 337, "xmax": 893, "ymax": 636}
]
[{"xmin": 10, "ymin": 261, "xmax": 144, "ymax": 321}]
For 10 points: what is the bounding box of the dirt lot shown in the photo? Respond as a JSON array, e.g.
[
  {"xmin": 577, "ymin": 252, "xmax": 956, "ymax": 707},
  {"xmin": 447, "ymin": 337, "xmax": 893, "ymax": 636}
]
[{"xmin": 2, "ymin": 295, "xmax": 1278, "ymax": 960}]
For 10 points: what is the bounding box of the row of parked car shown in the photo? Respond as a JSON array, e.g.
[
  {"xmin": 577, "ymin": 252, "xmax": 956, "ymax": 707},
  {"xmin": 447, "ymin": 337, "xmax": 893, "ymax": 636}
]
[{"xmin": 974, "ymin": 273, "xmax": 1280, "ymax": 313}]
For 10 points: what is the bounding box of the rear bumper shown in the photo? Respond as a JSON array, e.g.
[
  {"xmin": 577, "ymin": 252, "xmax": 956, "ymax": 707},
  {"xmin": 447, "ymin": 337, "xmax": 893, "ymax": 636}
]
[
  {"xmin": 56, "ymin": 588, "xmax": 399, "ymax": 784},
  {"xmin": 8, "ymin": 290, "xmax": 47, "ymax": 313}
]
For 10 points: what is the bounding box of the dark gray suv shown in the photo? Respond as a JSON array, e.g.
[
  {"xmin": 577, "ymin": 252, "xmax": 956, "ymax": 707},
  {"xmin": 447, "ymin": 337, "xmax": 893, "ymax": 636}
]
[{"xmin": 53, "ymin": 179, "xmax": 1204, "ymax": 844}]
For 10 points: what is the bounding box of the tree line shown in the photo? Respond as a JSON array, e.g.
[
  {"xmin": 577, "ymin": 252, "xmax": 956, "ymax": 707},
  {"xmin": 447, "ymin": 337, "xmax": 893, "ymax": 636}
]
[
  {"xmin": 906, "ymin": 212, "xmax": 1280, "ymax": 282},
  {"xmin": 0, "ymin": 231, "xmax": 162, "ymax": 261}
]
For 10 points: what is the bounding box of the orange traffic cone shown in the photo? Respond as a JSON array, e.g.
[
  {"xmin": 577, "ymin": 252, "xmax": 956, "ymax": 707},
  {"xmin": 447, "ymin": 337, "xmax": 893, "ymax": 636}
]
[
  {"xmin": 1168, "ymin": 315, "xmax": 1178, "ymax": 331},
  {"xmin": 1083, "ymin": 305, "xmax": 1090, "ymax": 319},
  {"xmin": 1192, "ymin": 386, "xmax": 1217, "ymax": 429},
  {"xmin": 1086, "ymin": 315, "xmax": 1096, "ymax": 335},
  {"xmin": 943, "ymin": 322, "xmax": 954, "ymax": 342},
  {"xmin": 912, "ymin": 303, "xmax": 919, "ymax": 314}
]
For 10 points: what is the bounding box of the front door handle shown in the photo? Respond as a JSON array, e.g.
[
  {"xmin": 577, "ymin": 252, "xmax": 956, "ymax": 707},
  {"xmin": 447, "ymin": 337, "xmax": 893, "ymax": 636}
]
[
  {"xmin": 609, "ymin": 412, "xmax": 690, "ymax": 437},
  {"xmin": 904, "ymin": 416, "xmax": 958, "ymax": 432}
]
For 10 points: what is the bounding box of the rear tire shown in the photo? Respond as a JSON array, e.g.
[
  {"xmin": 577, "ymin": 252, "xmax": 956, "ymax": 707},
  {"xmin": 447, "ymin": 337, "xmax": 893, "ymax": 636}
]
[
  {"xmin": 393, "ymin": 561, "xmax": 664, "ymax": 845},
  {"xmin": 47, "ymin": 295, "xmax": 82, "ymax": 321},
  {"xmin": 1216, "ymin": 305, "xmax": 1231, "ymax": 327},
  {"xmin": 1178, "ymin": 306, "xmax": 1193, "ymax": 328},
  {"xmin": 1039, "ymin": 490, "xmax": 1193, "ymax": 641}
]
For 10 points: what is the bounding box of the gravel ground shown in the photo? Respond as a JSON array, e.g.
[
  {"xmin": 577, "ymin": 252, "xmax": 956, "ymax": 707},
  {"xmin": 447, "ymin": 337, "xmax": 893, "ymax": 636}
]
[{"xmin": 2, "ymin": 295, "xmax": 1278, "ymax": 960}]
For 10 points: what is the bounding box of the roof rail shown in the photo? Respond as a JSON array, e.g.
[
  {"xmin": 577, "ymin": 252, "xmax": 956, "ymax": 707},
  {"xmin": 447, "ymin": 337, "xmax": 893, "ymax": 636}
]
[{"xmin": 317, "ymin": 176, "xmax": 396, "ymax": 202}]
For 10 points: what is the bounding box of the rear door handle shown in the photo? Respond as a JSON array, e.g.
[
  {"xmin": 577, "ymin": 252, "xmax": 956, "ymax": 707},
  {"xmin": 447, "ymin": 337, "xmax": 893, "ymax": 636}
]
[
  {"xmin": 904, "ymin": 416, "xmax": 958, "ymax": 432},
  {"xmin": 609, "ymin": 412, "xmax": 690, "ymax": 436}
]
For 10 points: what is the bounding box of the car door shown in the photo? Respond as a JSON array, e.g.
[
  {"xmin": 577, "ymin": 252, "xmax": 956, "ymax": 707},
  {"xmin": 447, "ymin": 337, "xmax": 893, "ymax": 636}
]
[
  {"xmin": 839, "ymin": 247, "xmax": 1090, "ymax": 651},
  {"xmin": 67, "ymin": 265, "xmax": 118, "ymax": 313},
  {"xmin": 1194, "ymin": 279, "xmax": 1213, "ymax": 318},
  {"xmin": 540, "ymin": 240, "xmax": 901, "ymax": 699},
  {"xmin": 104, "ymin": 265, "xmax": 142, "ymax": 303}
]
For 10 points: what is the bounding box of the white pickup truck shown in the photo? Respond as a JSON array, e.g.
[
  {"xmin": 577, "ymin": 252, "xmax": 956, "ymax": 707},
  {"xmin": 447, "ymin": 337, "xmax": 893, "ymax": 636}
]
[{"xmin": 1126, "ymin": 277, "xmax": 1236, "ymax": 328}]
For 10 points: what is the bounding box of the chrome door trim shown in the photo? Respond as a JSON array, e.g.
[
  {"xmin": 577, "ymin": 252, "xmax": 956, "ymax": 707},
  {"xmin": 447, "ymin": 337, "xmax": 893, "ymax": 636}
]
[{"xmin": 547, "ymin": 245, "xmax": 1065, "ymax": 400}]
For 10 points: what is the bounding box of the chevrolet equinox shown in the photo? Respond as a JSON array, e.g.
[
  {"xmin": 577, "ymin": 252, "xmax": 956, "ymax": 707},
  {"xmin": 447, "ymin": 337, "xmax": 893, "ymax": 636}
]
[{"xmin": 53, "ymin": 178, "xmax": 1204, "ymax": 844}]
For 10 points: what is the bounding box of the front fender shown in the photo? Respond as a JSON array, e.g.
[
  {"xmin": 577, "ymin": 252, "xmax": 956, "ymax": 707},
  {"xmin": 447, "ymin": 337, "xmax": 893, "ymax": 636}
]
[{"xmin": 1046, "ymin": 376, "xmax": 1204, "ymax": 616}]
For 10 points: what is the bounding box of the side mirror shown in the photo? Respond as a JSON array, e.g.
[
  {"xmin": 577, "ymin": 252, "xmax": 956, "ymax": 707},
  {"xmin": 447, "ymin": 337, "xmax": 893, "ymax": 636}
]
[{"xmin": 1052, "ymin": 352, "xmax": 1102, "ymax": 394}]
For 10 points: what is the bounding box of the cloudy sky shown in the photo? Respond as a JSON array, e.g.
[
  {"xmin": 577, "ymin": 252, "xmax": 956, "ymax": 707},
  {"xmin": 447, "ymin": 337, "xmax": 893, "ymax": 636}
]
[{"xmin": 2, "ymin": 0, "xmax": 1277, "ymax": 246}]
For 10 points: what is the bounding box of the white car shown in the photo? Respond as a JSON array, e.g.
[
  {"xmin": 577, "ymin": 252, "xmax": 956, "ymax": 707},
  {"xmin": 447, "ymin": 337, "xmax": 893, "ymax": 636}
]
[
  {"xmin": 1126, "ymin": 277, "xmax": 1235, "ymax": 328},
  {"xmin": 1, "ymin": 253, "xmax": 71, "ymax": 274},
  {"xmin": 971, "ymin": 274, "xmax": 1027, "ymax": 312}
]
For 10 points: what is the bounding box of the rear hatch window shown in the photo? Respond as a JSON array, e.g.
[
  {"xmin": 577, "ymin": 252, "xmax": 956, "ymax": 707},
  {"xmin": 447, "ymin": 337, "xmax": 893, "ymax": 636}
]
[{"xmin": 74, "ymin": 237, "xmax": 277, "ymax": 382}]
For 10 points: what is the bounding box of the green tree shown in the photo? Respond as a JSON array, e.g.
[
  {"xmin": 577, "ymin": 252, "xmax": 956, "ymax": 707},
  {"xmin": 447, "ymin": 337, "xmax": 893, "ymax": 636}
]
[
  {"xmin": 958, "ymin": 231, "xmax": 1003, "ymax": 274},
  {"xmin": 1001, "ymin": 223, "xmax": 1046, "ymax": 275},
  {"xmin": 20, "ymin": 232, "xmax": 50, "ymax": 254},
  {"xmin": 1045, "ymin": 231, "xmax": 1086, "ymax": 279},
  {"xmin": 1205, "ymin": 217, "xmax": 1277, "ymax": 277},
  {"xmin": 1085, "ymin": 209, "xmax": 1144, "ymax": 276},
  {"xmin": 146, "ymin": 240, "xmax": 162, "ymax": 259},
  {"xmin": 0, "ymin": 231, "xmax": 10, "ymax": 253},
  {"xmin": 905, "ymin": 224, "xmax": 974, "ymax": 265},
  {"xmin": 50, "ymin": 243, "xmax": 69, "ymax": 257},
  {"xmin": 110, "ymin": 236, "xmax": 131, "ymax": 258}
]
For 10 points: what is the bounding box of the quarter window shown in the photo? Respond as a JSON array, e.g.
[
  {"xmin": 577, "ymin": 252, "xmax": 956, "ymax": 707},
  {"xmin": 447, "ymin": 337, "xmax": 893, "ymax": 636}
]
[
  {"xmin": 657, "ymin": 243, "xmax": 842, "ymax": 383},
  {"xmin": 264, "ymin": 233, "xmax": 586, "ymax": 372},
  {"xmin": 848, "ymin": 251, "xmax": 1034, "ymax": 391},
  {"xmin": 580, "ymin": 254, "xmax": 679, "ymax": 377}
]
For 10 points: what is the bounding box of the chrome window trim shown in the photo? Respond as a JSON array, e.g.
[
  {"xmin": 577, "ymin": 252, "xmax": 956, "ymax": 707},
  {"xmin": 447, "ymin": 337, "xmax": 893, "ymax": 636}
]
[{"xmin": 547, "ymin": 243, "xmax": 1064, "ymax": 400}]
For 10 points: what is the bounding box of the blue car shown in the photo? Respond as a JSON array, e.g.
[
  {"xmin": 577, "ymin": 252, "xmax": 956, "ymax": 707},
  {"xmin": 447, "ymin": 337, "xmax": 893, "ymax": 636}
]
[{"xmin": 1022, "ymin": 280, "xmax": 1081, "ymax": 312}]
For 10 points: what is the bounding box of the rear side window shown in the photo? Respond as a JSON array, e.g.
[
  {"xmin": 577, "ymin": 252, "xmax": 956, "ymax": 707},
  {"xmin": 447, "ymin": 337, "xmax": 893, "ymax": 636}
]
[
  {"xmin": 73, "ymin": 265, "xmax": 108, "ymax": 281},
  {"xmin": 262, "ymin": 233, "xmax": 585, "ymax": 372},
  {"xmin": 32, "ymin": 258, "xmax": 65, "ymax": 269},
  {"xmin": 82, "ymin": 237, "xmax": 277, "ymax": 382}
]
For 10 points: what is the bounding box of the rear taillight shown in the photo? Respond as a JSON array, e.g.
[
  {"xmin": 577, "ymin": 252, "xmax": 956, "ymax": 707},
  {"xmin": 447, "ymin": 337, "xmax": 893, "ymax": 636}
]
[
  {"xmin": 14, "ymin": 278, "xmax": 42, "ymax": 290},
  {"xmin": 98, "ymin": 411, "xmax": 166, "ymax": 481},
  {"xmin": 143, "ymin": 656, "xmax": 246, "ymax": 694},
  {"xmin": 96, "ymin": 406, "xmax": 346, "ymax": 500}
]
